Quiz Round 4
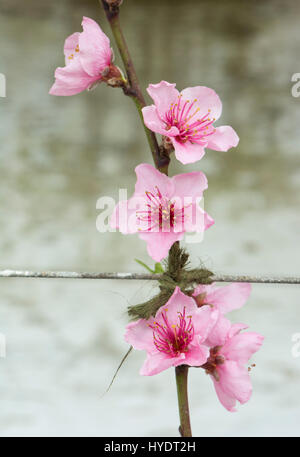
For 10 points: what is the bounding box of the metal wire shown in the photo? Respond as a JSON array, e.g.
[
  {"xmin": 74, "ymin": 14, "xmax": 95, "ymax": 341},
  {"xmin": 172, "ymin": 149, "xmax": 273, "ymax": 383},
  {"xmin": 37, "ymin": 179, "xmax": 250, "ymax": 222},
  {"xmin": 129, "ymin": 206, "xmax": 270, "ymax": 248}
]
[{"xmin": 0, "ymin": 269, "xmax": 299, "ymax": 284}]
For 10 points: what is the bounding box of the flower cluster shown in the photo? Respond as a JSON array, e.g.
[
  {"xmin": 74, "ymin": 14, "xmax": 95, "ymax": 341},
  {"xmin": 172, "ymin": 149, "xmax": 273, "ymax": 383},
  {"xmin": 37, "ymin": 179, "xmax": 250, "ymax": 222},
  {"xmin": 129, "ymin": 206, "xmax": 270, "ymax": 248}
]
[
  {"xmin": 50, "ymin": 15, "xmax": 264, "ymax": 413},
  {"xmin": 49, "ymin": 17, "xmax": 239, "ymax": 264},
  {"xmin": 126, "ymin": 284, "xmax": 263, "ymax": 412}
]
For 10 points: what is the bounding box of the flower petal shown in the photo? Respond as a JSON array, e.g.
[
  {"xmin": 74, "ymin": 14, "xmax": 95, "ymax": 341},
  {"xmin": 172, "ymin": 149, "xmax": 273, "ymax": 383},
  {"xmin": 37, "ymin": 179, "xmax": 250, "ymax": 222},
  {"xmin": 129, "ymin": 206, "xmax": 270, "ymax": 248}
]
[
  {"xmin": 79, "ymin": 16, "xmax": 112, "ymax": 77},
  {"xmin": 49, "ymin": 58, "xmax": 97, "ymax": 96},
  {"xmin": 171, "ymin": 171, "xmax": 209, "ymax": 232},
  {"xmin": 227, "ymin": 323, "xmax": 249, "ymax": 338},
  {"xmin": 203, "ymin": 283, "xmax": 252, "ymax": 315},
  {"xmin": 142, "ymin": 105, "xmax": 179, "ymax": 136},
  {"xmin": 110, "ymin": 196, "xmax": 147, "ymax": 234},
  {"xmin": 171, "ymin": 171, "xmax": 208, "ymax": 201},
  {"xmin": 205, "ymin": 313, "xmax": 232, "ymax": 347},
  {"xmin": 180, "ymin": 86, "xmax": 222, "ymax": 121},
  {"xmin": 192, "ymin": 306, "xmax": 219, "ymax": 341},
  {"xmin": 222, "ymin": 331, "xmax": 264, "ymax": 365},
  {"xmin": 217, "ymin": 361, "xmax": 253, "ymax": 404},
  {"xmin": 140, "ymin": 352, "xmax": 184, "ymax": 376},
  {"xmin": 193, "ymin": 283, "xmax": 215, "ymax": 299},
  {"xmin": 134, "ymin": 163, "xmax": 175, "ymax": 199},
  {"xmin": 155, "ymin": 286, "xmax": 198, "ymax": 326},
  {"xmin": 171, "ymin": 138, "xmax": 206, "ymax": 164},
  {"xmin": 64, "ymin": 32, "xmax": 81, "ymax": 65},
  {"xmin": 202, "ymin": 208, "xmax": 215, "ymax": 230},
  {"xmin": 139, "ymin": 231, "xmax": 184, "ymax": 262},
  {"xmin": 212, "ymin": 377, "xmax": 237, "ymax": 412},
  {"xmin": 207, "ymin": 126, "xmax": 239, "ymax": 152},
  {"xmin": 181, "ymin": 205, "xmax": 214, "ymax": 233},
  {"xmin": 146, "ymin": 81, "xmax": 179, "ymax": 120},
  {"xmin": 124, "ymin": 318, "xmax": 155, "ymax": 352},
  {"xmin": 184, "ymin": 342, "xmax": 209, "ymax": 367}
]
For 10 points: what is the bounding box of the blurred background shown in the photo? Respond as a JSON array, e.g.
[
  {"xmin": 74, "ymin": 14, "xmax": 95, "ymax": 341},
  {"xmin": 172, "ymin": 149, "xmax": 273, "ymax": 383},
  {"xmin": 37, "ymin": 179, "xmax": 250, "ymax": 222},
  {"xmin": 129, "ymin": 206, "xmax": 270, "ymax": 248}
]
[{"xmin": 0, "ymin": 0, "xmax": 300, "ymax": 437}]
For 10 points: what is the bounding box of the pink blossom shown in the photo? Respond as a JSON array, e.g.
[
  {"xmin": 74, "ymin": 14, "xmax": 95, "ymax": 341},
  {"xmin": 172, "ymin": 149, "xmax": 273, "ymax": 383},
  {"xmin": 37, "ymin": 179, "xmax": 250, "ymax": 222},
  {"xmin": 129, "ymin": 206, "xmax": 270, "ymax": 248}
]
[
  {"xmin": 192, "ymin": 282, "xmax": 263, "ymax": 410},
  {"xmin": 193, "ymin": 282, "xmax": 252, "ymax": 347},
  {"xmin": 142, "ymin": 81, "xmax": 239, "ymax": 164},
  {"xmin": 110, "ymin": 163, "xmax": 214, "ymax": 262},
  {"xmin": 193, "ymin": 282, "xmax": 251, "ymax": 315},
  {"xmin": 202, "ymin": 323, "xmax": 264, "ymax": 412},
  {"xmin": 125, "ymin": 287, "xmax": 218, "ymax": 376},
  {"xmin": 49, "ymin": 17, "xmax": 115, "ymax": 96}
]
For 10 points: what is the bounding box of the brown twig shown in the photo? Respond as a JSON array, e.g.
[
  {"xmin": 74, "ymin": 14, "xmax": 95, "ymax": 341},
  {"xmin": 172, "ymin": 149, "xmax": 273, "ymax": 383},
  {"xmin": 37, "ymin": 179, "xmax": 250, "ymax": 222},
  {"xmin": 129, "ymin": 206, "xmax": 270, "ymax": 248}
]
[
  {"xmin": 100, "ymin": 0, "xmax": 170, "ymax": 174},
  {"xmin": 175, "ymin": 365, "xmax": 192, "ymax": 437}
]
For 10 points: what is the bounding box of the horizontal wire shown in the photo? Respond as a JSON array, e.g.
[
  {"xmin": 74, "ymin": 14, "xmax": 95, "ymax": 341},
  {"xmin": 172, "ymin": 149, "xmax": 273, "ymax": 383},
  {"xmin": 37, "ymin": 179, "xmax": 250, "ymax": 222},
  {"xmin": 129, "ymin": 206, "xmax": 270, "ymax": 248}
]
[{"xmin": 0, "ymin": 269, "xmax": 299, "ymax": 284}]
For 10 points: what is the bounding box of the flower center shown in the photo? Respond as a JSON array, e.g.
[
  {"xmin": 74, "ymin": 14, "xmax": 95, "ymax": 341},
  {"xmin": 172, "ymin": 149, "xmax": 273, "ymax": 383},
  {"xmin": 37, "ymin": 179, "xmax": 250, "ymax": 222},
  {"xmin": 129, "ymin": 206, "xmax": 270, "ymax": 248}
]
[
  {"xmin": 136, "ymin": 186, "xmax": 185, "ymax": 232},
  {"xmin": 201, "ymin": 346, "xmax": 225, "ymax": 381},
  {"xmin": 149, "ymin": 307, "xmax": 194, "ymax": 357},
  {"xmin": 68, "ymin": 44, "xmax": 80, "ymax": 61},
  {"xmin": 165, "ymin": 95, "xmax": 216, "ymax": 144}
]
